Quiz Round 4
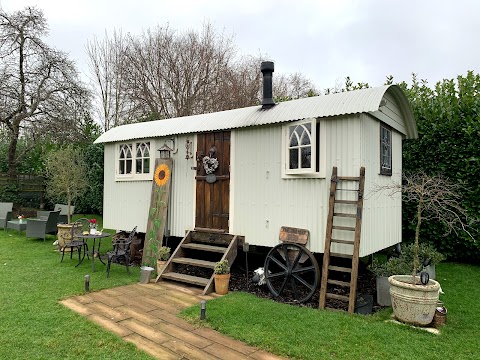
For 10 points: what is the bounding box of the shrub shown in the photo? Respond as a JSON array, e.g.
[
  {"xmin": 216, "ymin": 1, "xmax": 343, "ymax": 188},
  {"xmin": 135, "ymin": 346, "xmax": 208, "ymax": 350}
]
[{"xmin": 214, "ymin": 259, "xmax": 230, "ymax": 275}]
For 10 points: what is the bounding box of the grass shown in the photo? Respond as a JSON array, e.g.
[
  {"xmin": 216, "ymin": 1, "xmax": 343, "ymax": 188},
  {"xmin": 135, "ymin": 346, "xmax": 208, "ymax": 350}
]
[
  {"xmin": 181, "ymin": 262, "xmax": 480, "ymax": 360},
  {"xmin": 0, "ymin": 214, "xmax": 153, "ymax": 360},
  {"xmin": 2, "ymin": 215, "xmax": 478, "ymax": 359}
]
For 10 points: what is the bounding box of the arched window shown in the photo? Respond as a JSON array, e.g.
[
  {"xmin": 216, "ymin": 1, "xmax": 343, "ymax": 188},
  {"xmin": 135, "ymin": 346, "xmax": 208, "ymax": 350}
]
[
  {"xmin": 136, "ymin": 142, "xmax": 150, "ymax": 174},
  {"xmin": 119, "ymin": 144, "xmax": 132, "ymax": 175},
  {"xmin": 117, "ymin": 141, "xmax": 152, "ymax": 180},
  {"xmin": 284, "ymin": 119, "xmax": 317, "ymax": 175}
]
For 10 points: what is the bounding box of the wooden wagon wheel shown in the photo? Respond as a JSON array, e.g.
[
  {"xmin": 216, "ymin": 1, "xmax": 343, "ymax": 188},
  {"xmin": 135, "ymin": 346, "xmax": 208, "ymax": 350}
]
[{"xmin": 264, "ymin": 243, "xmax": 320, "ymax": 303}]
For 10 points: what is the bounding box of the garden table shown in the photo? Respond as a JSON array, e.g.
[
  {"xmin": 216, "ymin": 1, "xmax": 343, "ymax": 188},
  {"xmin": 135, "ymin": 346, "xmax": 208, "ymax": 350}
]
[
  {"xmin": 7, "ymin": 219, "xmax": 27, "ymax": 234},
  {"xmin": 76, "ymin": 232, "xmax": 111, "ymax": 272}
]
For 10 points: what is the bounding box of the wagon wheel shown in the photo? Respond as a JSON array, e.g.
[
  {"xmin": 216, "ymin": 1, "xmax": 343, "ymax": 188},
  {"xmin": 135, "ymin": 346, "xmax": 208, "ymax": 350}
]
[{"xmin": 264, "ymin": 243, "xmax": 320, "ymax": 303}]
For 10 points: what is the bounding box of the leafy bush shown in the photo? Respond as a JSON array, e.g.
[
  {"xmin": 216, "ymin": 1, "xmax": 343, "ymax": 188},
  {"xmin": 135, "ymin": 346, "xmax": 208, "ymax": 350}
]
[{"xmin": 400, "ymin": 72, "xmax": 480, "ymax": 261}]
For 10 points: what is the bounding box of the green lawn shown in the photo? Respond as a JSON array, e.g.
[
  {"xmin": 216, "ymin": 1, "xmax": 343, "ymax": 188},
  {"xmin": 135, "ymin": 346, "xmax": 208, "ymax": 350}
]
[
  {"xmin": 2, "ymin": 218, "xmax": 478, "ymax": 360},
  {"xmin": 0, "ymin": 216, "xmax": 153, "ymax": 360},
  {"xmin": 181, "ymin": 262, "xmax": 480, "ymax": 360}
]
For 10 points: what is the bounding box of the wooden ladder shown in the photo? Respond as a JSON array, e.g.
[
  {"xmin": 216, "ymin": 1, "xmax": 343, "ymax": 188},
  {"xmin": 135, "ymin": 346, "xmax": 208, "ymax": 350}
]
[
  {"xmin": 156, "ymin": 230, "xmax": 241, "ymax": 295},
  {"xmin": 319, "ymin": 166, "xmax": 365, "ymax": 313}
]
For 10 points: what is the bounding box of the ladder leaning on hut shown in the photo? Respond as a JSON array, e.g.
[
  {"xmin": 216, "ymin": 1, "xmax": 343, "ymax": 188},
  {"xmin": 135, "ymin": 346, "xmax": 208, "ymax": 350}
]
[{"xmin": 319, "ymin": 166, "xmax": 365, "ymax": 313}]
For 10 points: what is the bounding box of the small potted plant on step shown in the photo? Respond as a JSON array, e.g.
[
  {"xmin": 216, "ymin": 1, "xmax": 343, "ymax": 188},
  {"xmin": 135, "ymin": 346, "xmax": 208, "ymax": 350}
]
[
  {"xmin": 214, "ymin": 259, "xmax": 230, "ymax": 295},
  {"xmin": 157, "ymin": 246, "xmax": 170, "ymax": 274}
]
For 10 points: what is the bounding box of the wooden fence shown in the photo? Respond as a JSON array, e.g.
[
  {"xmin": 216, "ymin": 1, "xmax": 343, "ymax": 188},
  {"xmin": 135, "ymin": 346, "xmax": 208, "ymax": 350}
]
[{"xmin": 0, "ymin": 173, "xmax": 45, "ymax": 207}]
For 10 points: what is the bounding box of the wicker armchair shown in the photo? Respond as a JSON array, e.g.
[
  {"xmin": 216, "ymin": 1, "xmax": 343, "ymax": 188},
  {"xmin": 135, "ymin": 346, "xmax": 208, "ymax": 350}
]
[
  {"xmin": 106, "ymin": 226, "xmax": 137, "ymax": 277},
  {"xmin": 54, "ymin": 204, "xmax": 75, "ymax": 224},
  {"xmin": 26, "ymin": 210, "xmax": 60, "ymax": 241},
  {"xmin": 60, "ymin": 218, "xmax": 90, "ymax": 265},
  {"xmin": 0, "ymin": 202, "xmax": 13, "ymax": 230}
]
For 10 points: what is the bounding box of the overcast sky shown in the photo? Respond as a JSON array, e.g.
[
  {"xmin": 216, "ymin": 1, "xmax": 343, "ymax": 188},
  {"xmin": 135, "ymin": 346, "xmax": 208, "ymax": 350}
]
[{"xmin": 1, "ymin": 0, "xmax": 479, "ymax": 91}]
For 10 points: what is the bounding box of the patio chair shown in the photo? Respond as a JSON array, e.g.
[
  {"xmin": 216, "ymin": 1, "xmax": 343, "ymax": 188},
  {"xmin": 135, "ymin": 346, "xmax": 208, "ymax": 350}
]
[
  {"xmin": 26, "ymin": 210, "xmax": 60, "ymax": 241},
  {"xmin": 0, "ymin": 202, "xmax": 13, "ymax": 230},
  {"xmin": 54, "ymin": 204, "xmax": 75, "ymax": 224},
  {"xmin": 106, "ymin": 226, "xmax": 137, "ymax": 278},
  {"xmin": 60, "ymin": 218, "xmax": 90, "ymax": 264}
]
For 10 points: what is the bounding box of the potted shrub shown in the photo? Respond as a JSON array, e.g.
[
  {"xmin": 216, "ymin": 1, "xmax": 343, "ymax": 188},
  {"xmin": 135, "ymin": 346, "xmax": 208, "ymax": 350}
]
[
  {"xmin": 157, "ymin": 246, "xmax": 171, "ymax": 274},
  {"xmin": 213, "ymin": 259, "xmax": 230, "ymax": 295},
  {"xmin": 368, "ymin": 256, "xmax": 411, "ymax": 307},
  {"xmin": 375, "ymin": 172, "xmax": 474, "ymax": 325},
  {"xmin": 44, "ymin": 146, "xmax": 88, "ymax": 250},
  {"xmin": 401, "ymin": 243, "xmax": 445, "ymax": 280}
]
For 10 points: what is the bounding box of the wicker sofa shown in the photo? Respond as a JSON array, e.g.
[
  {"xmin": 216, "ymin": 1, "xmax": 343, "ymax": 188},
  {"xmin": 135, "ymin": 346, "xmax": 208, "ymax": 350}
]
[{"xmin": 26, "ymin": 210, "xmax": 60, "ymax": 240}]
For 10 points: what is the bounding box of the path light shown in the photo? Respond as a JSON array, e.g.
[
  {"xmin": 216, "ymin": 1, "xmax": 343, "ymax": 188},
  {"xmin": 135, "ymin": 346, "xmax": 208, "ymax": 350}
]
[
  {"xmin": 85, "ymin": 274, "xmax": 90, "ymax": 292},
  {"xmin": 200, "ymin": 300, "xmax": 206, "ymax": 320}
]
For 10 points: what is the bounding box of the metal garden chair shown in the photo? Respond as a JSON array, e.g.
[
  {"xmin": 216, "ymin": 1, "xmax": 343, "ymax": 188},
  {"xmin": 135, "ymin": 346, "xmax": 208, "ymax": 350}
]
[
  {"xmin": 60, "ymin": 218, "xmax": 90, "ymax": 265},
  {"xmin": 106, "ymin": 226, "xmax": 137, "ymax": 277}
]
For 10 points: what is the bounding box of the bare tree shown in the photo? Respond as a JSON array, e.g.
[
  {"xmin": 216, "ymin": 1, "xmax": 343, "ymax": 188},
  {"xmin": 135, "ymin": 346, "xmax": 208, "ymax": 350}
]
[
  {"xmin": 372, "ymin": 171, "xmax": 476, "ymax": 279},
  {"xmin": 86, "ymin": 30, "xmax": 130, "ymax": 131},
  {"xmin": 0, "ymin": 6, "xmax": 89, "ymax": 177},
  {"xmin": 273, "ymin": 72, "xmax": 318, "ymax": 102}
]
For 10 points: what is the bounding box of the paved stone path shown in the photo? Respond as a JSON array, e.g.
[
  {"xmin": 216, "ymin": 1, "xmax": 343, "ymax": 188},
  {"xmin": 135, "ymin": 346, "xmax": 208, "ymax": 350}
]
[{"xmin": 61, "ymin": 281, "xmax": 287, "ymax": 360}]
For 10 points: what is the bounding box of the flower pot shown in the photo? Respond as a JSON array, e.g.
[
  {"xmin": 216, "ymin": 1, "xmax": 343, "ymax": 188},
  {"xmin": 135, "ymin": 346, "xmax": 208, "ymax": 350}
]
[
  {"xmin": 157, "ymin": 259, "xmax": 167, "ymax": 275},
  {"xmin": 376, "ymin": 276, "xmax": 392, "ymax": 307},
  {"xmin": 214, "ymin": 273, "xmax": 230, "ymax": 295},
  {"xmin": 388, "ymin": 275, "xmax": 440, "ymax": 326}
]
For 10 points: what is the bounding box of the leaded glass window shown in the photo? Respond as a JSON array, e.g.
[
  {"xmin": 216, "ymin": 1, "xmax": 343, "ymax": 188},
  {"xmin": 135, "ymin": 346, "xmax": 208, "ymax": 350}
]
[
  {"xmin": 285, "ymin": 119, "xmax": 317, "ymax": 174},
  {"xmin": 380, "ymin": 124, "xmax": 392, "ymax": 175}
]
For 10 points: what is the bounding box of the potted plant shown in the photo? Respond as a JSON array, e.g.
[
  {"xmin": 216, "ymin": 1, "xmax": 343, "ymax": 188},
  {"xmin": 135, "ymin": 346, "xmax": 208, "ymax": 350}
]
[
  {"xmin": 368, "ymin": 256, "xmax": 411, "ymax": 307},
  {"xmin": 400, "ymin": 243, "xmax": 445, "ymax": 280},
  {"xmin": 157, "ymin": 246, "xmax": 171, "ymax": 274},
  {"xmin": 44, "ymin": 146, "xmax": 88, "ymax": 250},
  {"xmin": 375, "ymin": 172, "xmax": 474, "ymax": 325},
  {"xmin": 213, "ymin": 259, "xmax": 230, "ymax": 295}
]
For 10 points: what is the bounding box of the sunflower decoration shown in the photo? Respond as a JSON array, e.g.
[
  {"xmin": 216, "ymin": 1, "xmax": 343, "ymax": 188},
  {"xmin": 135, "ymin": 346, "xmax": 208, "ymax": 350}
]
[{"xmin": 154, "ymin": 163, "xmax": 171, "ymax": 187}]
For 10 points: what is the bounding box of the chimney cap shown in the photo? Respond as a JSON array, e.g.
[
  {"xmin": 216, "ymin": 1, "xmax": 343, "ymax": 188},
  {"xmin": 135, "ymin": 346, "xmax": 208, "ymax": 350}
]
[{"xmin": 261, "ymin": 61, "xmax": 274, "ymax": 73}]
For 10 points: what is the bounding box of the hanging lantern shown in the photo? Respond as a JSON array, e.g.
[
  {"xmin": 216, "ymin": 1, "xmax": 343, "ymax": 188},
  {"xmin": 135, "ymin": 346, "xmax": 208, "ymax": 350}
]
[{"xmin": 158, "ymin": 143, "xmax": 173, "ymax": 159}]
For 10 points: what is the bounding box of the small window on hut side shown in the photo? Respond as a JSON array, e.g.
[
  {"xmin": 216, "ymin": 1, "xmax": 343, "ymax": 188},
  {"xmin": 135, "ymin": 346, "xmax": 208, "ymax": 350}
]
[
  {"xmin": 380, "ymin": 123, "xmax": 392, "ymax": 176},
  {"xmin": 117, "ymin": 141, "xmax": 153, "ymax": 181},
  {"xmin": 285, "ymin": 119, "xmax": 317, "ymax": 175}
]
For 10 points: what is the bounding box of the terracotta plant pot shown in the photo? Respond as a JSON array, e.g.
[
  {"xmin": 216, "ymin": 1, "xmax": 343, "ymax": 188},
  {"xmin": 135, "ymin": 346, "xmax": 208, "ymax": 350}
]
[
  {"xmin": 57, "ymin": 223, "xmax": 75, "ymax": 252},
  {"xmin": 157, "ymin": 259, "xmax": 167, "ymax": 275},
  {"xmin": 214, "ymin": 273, "xmax": 230, "ymax": 295},
  {"xmin": 388, "ymin": 275, "xmax": 440, "ymax": 326}
]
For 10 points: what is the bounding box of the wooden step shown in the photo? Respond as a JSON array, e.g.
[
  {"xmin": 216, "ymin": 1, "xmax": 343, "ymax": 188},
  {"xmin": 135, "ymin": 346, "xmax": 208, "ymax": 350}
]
[
  {"xmin": 327, "ymin": 279, "xmax": 350, "ymax": 287},
  {"xmin": 332, "ymin": 225, "xmax": 356, "ymax": 231},
  {"xmin": 337, "ymin": 176, "xmax": 360, "ymax": 181},
  {"xmin": 328, "ymin": 265, "xmax": 352, "ymax": 273},
  {"xmin": 181, "ymin": 243, "xmax": 227, "ymax": 253},
  {"xmin": 326, "ymin": 293, "xmax": 349, "ymax": 302},
  {"xmin": 171, "ymin": 257, "xmax": 216, "ymax": 269},
  {"xmin": 334, "ymin": 200, "xmax": 357, "ymax": 205},
  {"xmin": 330, "ymin": 252, "xmax": 353, "ymax": 259},
  {"xmin": 161, "ymin": 272, "xmax": 209, "ymax": 286},
  {"xmin": 333, "ymin": 212, "xmax": 356, "ymax": 218},
  {"xmin": 331, "ymin": 238, "xmax": 354, "ymax": 245}
]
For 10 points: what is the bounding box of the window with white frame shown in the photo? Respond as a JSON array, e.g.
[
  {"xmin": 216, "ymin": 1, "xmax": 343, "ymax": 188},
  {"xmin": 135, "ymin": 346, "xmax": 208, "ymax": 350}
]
[
  {"xmin": 116, "ymin": 141, "xmax": 152, "ymax": 180},
  {"xmin": 285, "ymin": 119, "xmax": 317, "ymax": 175},
  {"xmin": 380, "ymin": 123, "xmax": 392, "ymax": 175}
]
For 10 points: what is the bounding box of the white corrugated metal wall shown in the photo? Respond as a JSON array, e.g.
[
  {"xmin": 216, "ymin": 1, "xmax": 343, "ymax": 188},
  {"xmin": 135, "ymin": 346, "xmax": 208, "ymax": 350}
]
[{"xmin": 103, "ymin": 135, "xmax": 196, "ymax": 234}]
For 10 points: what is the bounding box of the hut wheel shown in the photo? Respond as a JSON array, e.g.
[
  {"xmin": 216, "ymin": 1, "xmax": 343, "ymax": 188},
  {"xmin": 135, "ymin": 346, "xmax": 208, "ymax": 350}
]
[{"xmin": 264, "ymin": 243, "xmax": 320, "ymax": 303}]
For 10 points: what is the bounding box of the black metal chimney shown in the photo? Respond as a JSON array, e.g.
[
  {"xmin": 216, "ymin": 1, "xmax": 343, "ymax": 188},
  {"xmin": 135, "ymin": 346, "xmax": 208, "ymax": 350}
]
[{"xmin": 261, "ymin": 61, "xmax": 275, "ymax": 109}]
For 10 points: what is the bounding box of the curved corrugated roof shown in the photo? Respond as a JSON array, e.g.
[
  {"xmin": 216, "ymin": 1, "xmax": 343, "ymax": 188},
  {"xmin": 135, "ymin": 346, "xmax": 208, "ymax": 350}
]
[{"xmin": 95, "ymin": 84, "xmax": 417, "ymax": 144}]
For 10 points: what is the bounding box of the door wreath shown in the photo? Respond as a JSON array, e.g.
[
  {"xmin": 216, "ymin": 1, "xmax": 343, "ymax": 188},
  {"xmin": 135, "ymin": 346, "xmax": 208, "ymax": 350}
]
[{"xmin": 202, "ymin": 156, "xmax": 219, "ymax": 174}]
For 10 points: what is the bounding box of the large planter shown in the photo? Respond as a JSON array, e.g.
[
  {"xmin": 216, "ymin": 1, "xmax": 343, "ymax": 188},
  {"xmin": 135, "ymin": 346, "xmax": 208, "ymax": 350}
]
[
  {"xmin": 388, "ymin": 275, "xmax": 440, "ymax": 326},
  {"xmin": 214, "ymin": 273, "xmax": 230, "ymax": 295},
  {"xmin": 57, "ymin": 223, "xmax": 75, "ymax": 251},
  {"xmin": 376, "ymin": 276, "xmax": 392, "ymax": 307}
]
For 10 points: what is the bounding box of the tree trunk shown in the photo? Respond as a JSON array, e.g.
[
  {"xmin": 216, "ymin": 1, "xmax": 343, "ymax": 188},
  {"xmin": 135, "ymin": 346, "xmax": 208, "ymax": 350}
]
[{"xmin": 7, "ymin": 130, "xmax": 19, "ymax": 180}]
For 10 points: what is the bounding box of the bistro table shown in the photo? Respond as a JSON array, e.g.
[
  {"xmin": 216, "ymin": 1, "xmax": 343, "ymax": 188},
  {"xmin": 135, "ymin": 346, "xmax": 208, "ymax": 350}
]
[
  {"xmin": 76, "ymin": 232, "xmax": 111, "ymax": 272},
  {"xmin": 7, "ymin": 219, "xmax": 27, "ymax": 234}
]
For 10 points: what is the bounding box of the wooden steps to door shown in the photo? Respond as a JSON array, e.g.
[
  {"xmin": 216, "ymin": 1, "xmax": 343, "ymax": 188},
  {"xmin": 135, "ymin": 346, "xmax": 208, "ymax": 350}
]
[
  {"xmin": 319, "ymin": 166, "xmax": 365, "ymax": 313},
  {"xmin": 156, "ymin": 230, "xmax": 242, "ymax": 295}
]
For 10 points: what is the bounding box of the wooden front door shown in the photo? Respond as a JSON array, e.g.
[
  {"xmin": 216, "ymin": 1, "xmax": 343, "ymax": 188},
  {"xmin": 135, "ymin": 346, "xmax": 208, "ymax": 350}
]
[{"xmin": 195, "ymin": 131, "xmax": 230, "ymax": 232}]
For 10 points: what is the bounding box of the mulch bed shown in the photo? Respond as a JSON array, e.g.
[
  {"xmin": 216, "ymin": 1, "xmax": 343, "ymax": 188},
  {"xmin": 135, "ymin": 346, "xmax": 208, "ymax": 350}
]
[{"xmin": 177, "ymin": 253, "xmax": 382, "ymax": 312}]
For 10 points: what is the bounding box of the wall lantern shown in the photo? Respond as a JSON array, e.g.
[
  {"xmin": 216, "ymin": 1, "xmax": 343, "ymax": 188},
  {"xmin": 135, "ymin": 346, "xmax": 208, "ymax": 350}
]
[{"xmin": 158, "ymin": 143, "xmax": 173, "ymax": 159}]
